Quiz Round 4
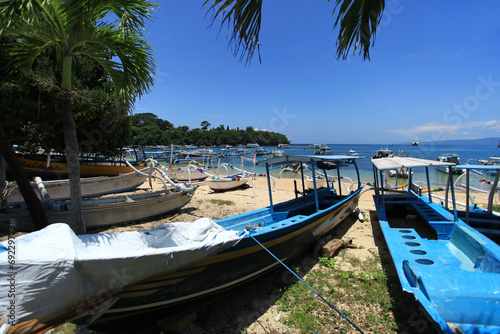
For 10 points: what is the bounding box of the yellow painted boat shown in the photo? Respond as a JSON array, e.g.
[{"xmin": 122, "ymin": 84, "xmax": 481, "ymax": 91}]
[{"xmin": 8, "ymin": 155, "xmax": 148, "ymax": 179}]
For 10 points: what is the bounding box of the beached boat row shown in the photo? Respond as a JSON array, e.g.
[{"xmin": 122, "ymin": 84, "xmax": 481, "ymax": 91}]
[
  {"xmin": 0, "ymin": 154, "xmax": 365, "ymax": 333},
  {"xmin": 1, "ymin": 153, "xmax": 499, "ymax": 333}
]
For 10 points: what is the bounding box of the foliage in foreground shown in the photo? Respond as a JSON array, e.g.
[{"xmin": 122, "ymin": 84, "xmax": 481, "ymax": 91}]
[{"xmin": 276, "ymin": 252, "xmax": 434, "ymax": 333}]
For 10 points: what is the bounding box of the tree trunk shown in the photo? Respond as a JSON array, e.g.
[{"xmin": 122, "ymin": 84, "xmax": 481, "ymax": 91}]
[
  {"xmin": 0, "ymin": 123, "xmax": 49, "ymax": 230},
  {"xmin": 61, "ymin": 89, "xmax": 86, "ymax": 235},
  {"xmin": 0, "ymin": 153, "xmax": 6, "ymax": 208}
]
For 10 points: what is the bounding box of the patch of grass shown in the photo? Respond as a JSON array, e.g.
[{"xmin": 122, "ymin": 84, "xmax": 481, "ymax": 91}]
[
  {"xmin": 51, "ymin": 323, "xmax": 77, "ymax": 333},
  {"xmin": 275, "ymin": 253, "xmax": 427, "ymax": 333},
  {"xmin": 209, "ymin": 199, "xmax": 235, "ymax": 206}
]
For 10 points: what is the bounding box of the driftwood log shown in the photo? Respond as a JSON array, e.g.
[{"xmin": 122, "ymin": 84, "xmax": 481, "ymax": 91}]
[{"xmin": 321, "ymin": 238, "xmax": 357, "ymax": 258}]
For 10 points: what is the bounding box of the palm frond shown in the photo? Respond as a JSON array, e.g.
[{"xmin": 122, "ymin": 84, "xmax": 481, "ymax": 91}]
[
  {"xmin": 65, "ymin": 0, "xmax": 157, "ymax": 36},
  {"xmin": 204, "ymin": 0, "xmax": 262, "ymax": 65},
  {"xmin": 331, "ymin": 0, "xmax": 385, "ymax": 60}
]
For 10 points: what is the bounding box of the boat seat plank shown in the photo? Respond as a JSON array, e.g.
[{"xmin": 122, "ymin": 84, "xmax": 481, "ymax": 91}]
[{"xmin": 410, "ymin": 201, "xmax": 451, "ymax": 222}]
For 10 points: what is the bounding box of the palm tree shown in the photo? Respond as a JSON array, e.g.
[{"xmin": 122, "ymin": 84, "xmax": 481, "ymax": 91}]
[
  {"xmin": 203, "ymin": 0, "xmax": 385, "ymax": 63},
  {"xmin": 2, "ymin": 0, "xmax": 157, "ymax": 234}
]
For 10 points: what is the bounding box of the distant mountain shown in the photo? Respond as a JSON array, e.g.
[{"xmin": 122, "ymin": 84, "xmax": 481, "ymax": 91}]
[{"xmin": 410, "ymin": 137, "xmax": 500, "ymax": 147}]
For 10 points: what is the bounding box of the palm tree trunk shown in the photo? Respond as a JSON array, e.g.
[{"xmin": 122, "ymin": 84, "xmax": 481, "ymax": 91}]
[
  {"xmin": 0, "ymin": 122, "xmax": 49, "ymax": 230},
  {"xmin": 61, "ymin": 89, "xmax": 86, "ymax": 235},
  {"xmin": 0, "ymin": 152, "xmax": 6, "ymax": 208}
]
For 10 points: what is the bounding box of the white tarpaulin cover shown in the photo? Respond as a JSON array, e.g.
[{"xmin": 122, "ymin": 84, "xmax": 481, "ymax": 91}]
[
  {"xmin": 0, "ymin": 219, "xmax": 241, "ymax": 333},
  {"xmin": 371, "ymin": 156, "xmax": 454, "ymax": 171}
]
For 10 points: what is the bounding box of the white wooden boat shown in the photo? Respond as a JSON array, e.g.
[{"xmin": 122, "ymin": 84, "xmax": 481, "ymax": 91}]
[
  {"xmin": 436, "ymin": 153, "xmax": 464, "ymax": 174},
  {"xmin": 305, "ymin": 177, "xmax": 326, "ymax": 190},
  {"xmin": 161, "ymin": 164, "xmax": 208, "ymax": 182},
  {"xmin": 1, "ymin": 184, "xmax": 196, "ymax": 232},
  {"xmin": 206, "ymin": 176, "xmax": 250, "ymax": 191},
  {"xmin": 5, "ymin": 171, "xmax": 149, "ymax": 205}
]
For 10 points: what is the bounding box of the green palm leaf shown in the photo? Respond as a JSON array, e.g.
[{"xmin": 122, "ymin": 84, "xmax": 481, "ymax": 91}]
[
  {"xmin": 331, "ymin": 0, "xmax": 385, "ymax": 60},
  {"xmin": 204, "ymin": 0, "xmax": 262, "ymax": 64}
]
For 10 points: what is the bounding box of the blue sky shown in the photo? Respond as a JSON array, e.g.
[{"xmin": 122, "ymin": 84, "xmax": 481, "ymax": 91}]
[{"xmin": 135, "ymin": 1, "xmax": 500, "ymax": 145}]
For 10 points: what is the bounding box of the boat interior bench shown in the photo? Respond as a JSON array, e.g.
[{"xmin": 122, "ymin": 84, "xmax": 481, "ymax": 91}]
[{"xmin": 382, "ymin": 194, "xmax": 456, "ymax": 239}]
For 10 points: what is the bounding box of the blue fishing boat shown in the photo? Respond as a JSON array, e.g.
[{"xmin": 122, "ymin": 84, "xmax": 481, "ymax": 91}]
[
  {"xmin": 372, "ymin": 156, "xmax": 500, "ymax": 334},
  {"xmin": 72, "ymin": 154, "xmax": 364, "ymax": 331}
]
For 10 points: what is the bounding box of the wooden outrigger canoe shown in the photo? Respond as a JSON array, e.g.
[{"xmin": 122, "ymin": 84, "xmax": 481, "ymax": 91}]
[
  {"xmin": 6, "ymin": 171, "xmax": 149, "ymax": 205},
  {"xmin": 206, "ymin": 175, "xmax": 250, "ymax": 191},
  {"xmin": 1, "ymin": 183, "xmax": 196, "ymax": 231},
  {"xmin": 8, "ymin": 154, "xmax": 148, "ymax": 179}
]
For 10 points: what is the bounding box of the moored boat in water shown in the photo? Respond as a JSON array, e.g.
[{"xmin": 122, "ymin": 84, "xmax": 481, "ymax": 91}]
[{"xmin": 436, "ymin": 152, "xmax": 464, "ymax": 174}]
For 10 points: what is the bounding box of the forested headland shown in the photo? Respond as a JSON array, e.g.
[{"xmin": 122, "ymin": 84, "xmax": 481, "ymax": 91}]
[{"xmin": 129, "ymin": 113, "xmax": 290, "ymax": 147}]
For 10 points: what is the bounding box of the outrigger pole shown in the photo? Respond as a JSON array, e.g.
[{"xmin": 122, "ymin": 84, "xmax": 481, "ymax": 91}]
[
  {"xmin": 265, "ymin": 162, "xmax": 274, "ymax": 214},
  {"xmin": 310, "ymin": 158, "xmax": 319, "ymax": 211}
]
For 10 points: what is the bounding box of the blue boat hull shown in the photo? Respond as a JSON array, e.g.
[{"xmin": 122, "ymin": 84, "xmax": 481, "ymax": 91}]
[
  {"xmin": 80, "ymin": 187, "xmax": 363, "ymax": 331},
  {"xmin": 374, "ymin": 193, "xmax": 500, "ymax": 334}
]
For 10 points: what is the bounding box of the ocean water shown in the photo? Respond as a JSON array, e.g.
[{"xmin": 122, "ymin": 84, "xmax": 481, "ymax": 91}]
[{"xmin": 207, "ymin": 143, "xmax": 500, "ymax": 188}]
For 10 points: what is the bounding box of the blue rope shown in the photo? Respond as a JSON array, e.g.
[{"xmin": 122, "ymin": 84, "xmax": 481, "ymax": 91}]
[{"xmin": 249, "ymin": 234, "xmax": 365, "ymax": 333}]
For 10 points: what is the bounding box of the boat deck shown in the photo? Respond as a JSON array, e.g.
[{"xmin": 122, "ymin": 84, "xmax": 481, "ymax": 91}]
[
  {"xmin": 375, "ymin": 193, "xmax": 500, "ymax": 333},
  {"xmin": 217, "ymin": 189, "xmax": 347, "ymax": 234}
]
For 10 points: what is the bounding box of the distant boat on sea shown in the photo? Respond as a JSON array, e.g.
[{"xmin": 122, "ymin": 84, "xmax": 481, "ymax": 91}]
[{"xmin": 436, "ymin": 153, "xmax": 464, "ymax": 174}]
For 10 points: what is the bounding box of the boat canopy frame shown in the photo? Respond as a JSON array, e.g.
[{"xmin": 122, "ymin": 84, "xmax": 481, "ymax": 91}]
[
  {"xmin": 371, "ymin": 156, "xmax": 457, "ymax": 222},
  {"xmin": 453, "ymin": 164, "xmax": 500, "ymax": 224},
  {"xmin": 258, "ymin": 154, "xmax": 363, "ymax": 214}
]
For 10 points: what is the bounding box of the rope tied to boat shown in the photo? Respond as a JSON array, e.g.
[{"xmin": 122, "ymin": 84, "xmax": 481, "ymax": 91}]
[{"xmin": 249, "ymin": 234, "xmax": 365, "ymax": 333}]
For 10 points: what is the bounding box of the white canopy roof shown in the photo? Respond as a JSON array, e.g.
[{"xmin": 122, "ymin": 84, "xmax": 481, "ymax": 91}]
[
  {"xmin": 257, "ymin": 154, "xmax": 361, "ymax": 166},
  {"xmin": 371, "ymin": 156, "xmax": 454, "ymax": 171}
]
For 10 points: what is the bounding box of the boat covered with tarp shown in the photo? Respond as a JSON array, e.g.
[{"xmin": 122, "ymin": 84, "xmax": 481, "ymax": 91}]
[{"xmin": 0, "ymin": 219, "xmax": 241, "ymax": 334}]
